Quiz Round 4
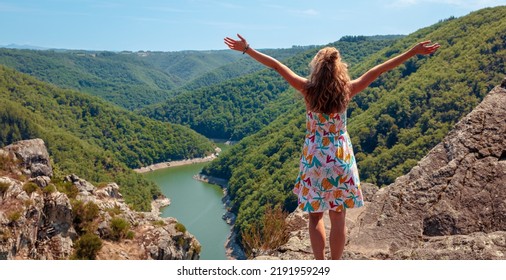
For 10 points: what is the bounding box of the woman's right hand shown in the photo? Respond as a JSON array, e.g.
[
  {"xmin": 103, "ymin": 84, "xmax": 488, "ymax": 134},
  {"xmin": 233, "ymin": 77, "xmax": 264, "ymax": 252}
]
[
  {"xmin": 224, "ymin": 34, "xmax": 249, "ymax": 52},
  {"xmin": 411, "ymin": 41, "xmax": 440, "ymax": 55}
]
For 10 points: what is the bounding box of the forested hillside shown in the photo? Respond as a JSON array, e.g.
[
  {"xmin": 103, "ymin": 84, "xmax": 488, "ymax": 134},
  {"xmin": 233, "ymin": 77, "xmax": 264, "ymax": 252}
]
[
  {"xmin": 0, "ymin": 49, "xmax": 251, "ymax": 109},
  {"xmin": 142, "ymin": 36, "xmax": 400, "ymax": 139},
  {"xmin": 178, "ymin": 46, "xmax": 317, "ymax": 92},
  {"xmin": 0, "ymin": 49, "xmax": 180, "ymax": 109},
  {"xmin": 202, "ymin": 6, "xmax": 506, "ymax": 244},
  {"xmin": 0, "ymin": 65, "xmax": 216, "ymax": 210},
  {"xmin": 0, "ymin": 47, "xmax": 315, "ymax": 111}
]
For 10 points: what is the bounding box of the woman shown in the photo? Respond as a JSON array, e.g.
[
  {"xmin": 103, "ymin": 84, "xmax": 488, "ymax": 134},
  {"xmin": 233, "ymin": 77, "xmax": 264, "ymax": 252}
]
[{"xmin": 224, "ymin": 34, "xmax": 440, "ymax": 259}]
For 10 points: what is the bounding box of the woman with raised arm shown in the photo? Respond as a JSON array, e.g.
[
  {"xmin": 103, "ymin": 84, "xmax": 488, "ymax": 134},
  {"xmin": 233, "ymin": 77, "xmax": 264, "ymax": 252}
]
[{"xmin": 224, "ymin": 34, "xmax": 440, "ymax": 260}]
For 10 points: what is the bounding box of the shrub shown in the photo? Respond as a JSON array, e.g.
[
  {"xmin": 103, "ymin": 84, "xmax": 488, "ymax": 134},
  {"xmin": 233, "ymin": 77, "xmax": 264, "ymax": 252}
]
[
  {"xmin": 126, "ymin": 231, "xmax": 135, "ymax": 240},
  {"xmin": 0, "ymin": 181, "xmax": 10, "ymax": 194},
  {"xmin": 151, "ymin": 220, "xmax": 165, "ymax": 227},
  {"xmin": 0, "ymin": 154, "xmax": 17, "ymax": 173},
  {"xmin": 7, "ymin": 210, "xmax": 22, "ymax": 224},
  {"xmin": 0, "ymin": 229, "xmax": 11, "ymax": 242},
  {"xmin": 105, "ymin": 205, "xmax": 122, "ymax": 216},
  {"xmin": 22, "ymin": 182, "xmax": 39, "ymax": 195},
  {"xmin": 241, "ymin": 204, "xmax": 289, "ymax": 258},
  {"xmin": 42, "ymin": 184, "xmax": 56, "ymax": 195},
  {"xmin": 72, "ymin": 200, "xmax": 100, "ymax": 234},
  {"xmin": 72, "ymin": 233, "xmax": 103, "ymax": 260},
  {"xmin": 109, "ymin": 217, "xmax": 130, "ymax": 241},
  {"xmin": 175, "ymin": 222, "xmax": 186, "ymax": 233},
  {"xmin": 55, "ymin": 180, "xmax": 78, "ymax": 199}
]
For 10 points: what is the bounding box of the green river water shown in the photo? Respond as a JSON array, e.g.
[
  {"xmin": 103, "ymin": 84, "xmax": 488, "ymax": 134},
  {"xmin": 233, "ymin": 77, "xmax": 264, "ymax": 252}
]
[{"xmin": 143, "ymin": 143, "xmax": 231, "ymax": 260}]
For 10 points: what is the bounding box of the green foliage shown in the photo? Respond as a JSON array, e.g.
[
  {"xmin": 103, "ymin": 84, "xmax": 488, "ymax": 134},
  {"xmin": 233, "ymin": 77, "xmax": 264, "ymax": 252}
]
[
  {"xmin": 0, "ymin": 49, "xmax": 177, "ymax": 110},
  {"xmin": 175, "ymin": 222, "xmax": 186, "ymax": 233},
  {"xmin": 204, "ymin": 7, "xmax": 506, "ymax": 242},
  {"xmin": 72, "ymin": 200, "xmax": 100, "ymax": 234},
  {"xmin": 0, "ymin": 229, "xmax": 11, "ymax": 242},
  {"xmin": 109, "ymin": 217, "xmax": 131, "ymax": 241},
  {"xmin": 53, "ymin": 179, "xmax": 79, "ymax": 199},
  {"xmin": 0, "ymin": 48, "xmax": 279, "ymax": 110},
  {"xmin": 151, "ymin": 220, "xmax": 166, "ymax": 227},
  {"xmin": 126, "ymin": 230, "xmax": 135, "ymax": 240},
  {"xmin": 22, "ymin": 182, "xmax": 39, "ymax": 195},
  {"xmin": 7, "ymin": 210, "xmax": 22, "ymax": 224},
  {"xmin": 72, "ymin": 233, "xmax": 103, "ymax": 260},
  {"xmin": 180, "ymin": 47, "xmax": 315, "ymax": 92},
  {"xmin": 42, "ymin": 184, "xmax": 56, "ymax": 195},
  {"xmin": 0, "ymin": 181, "xmax": 10, "ymax": 194},
  {"xmin": 105, "ymin": 205, "xmax": 122, "ymax": 217},
  {"xmin": 0, "ymin": 67, "xmax": 215, "ymax": 169},
  {"xmin": 0, "ymin": 153, "xmax": 21, "ymax": 178}
]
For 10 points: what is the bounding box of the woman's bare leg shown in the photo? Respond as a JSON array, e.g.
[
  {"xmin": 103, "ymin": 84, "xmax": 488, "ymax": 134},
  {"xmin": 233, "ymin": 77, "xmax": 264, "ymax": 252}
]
[
  {"xmin": 308, "ymin": 212, "xmax": 326, "ymax": 260},
  {"xmin": 329, "ymin": 209, "xmax": 346, "ymax": 260}
]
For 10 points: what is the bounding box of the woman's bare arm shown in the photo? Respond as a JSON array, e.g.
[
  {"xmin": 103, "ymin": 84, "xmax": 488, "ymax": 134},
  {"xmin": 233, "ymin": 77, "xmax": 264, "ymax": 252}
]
[
  {"xmin": 349, "ymin": 41, "xmax": 440, "ymax": 97},
  {"xmin": 224, "ymin": 34, "xmax": 307, "ymax": 93}
]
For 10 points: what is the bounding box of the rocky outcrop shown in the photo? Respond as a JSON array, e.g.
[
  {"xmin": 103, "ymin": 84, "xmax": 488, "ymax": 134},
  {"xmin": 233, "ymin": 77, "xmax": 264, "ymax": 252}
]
[
  {"xmin": 257, "ymin": 79, "xmax": 506, "ymax": 260},
  {"xmin": 3, "ymin": 139, "xmax": 52, "ymax": 178},
  {"xmin": 0, "ymin": 139, "xmax": 200, "ymax": 260}
]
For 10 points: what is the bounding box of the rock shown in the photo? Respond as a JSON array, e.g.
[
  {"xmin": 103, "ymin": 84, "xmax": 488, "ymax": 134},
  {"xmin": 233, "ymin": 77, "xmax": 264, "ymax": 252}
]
[
  {"xmin": 225, "ymin": 225, "xmax": 247, "ymax": 260},
  {"xmin": 0, "ymin": 182, "xmax": 75, "ymax": 260},
  {"xmin": 29, "ymin": 176, "xmax": 51, "ymax": 188},
  {"xmin": 65, "ymin": 174, "xmax": 95, "ymax": 195},
  {"xmin": 3, "ymin": 139, "xmax": 52, "ymax": 178},
  {"xmin": 222, "ymin": 211, "xmax": 236, "ymax": 225},
  {"xmin": 360, "ymin": 183, "xmax": 380, "ymax": 202},
  {"xmin": 95, "ymin": 183, "xmax": 123, "ymax": 200}
]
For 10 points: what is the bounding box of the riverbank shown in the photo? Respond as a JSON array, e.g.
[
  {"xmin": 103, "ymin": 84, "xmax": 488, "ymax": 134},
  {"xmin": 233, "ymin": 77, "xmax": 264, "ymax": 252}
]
[
  {"xmin": 193, "ymin": 173, "xmax": 228, "ymax": 188},
  {"xmin": 194, "ymin": 173, "xmax": 247, "ymax": 260},
  {"xmin": 133, "ymin": 154, "xmax": 218, "ymax": 173}
]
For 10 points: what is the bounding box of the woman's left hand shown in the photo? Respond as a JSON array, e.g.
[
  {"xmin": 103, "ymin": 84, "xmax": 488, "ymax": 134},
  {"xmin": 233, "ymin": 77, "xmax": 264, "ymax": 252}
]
[{"xmin": 224, "ymin": 34, "xmax": 248, "ymax": 52}]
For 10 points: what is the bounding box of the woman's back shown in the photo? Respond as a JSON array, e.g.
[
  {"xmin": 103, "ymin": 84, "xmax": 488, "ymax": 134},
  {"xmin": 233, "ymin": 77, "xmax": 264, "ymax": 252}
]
[{"xmin": 305, "ymin": 111, "xmax": 348, "ymax": 138}]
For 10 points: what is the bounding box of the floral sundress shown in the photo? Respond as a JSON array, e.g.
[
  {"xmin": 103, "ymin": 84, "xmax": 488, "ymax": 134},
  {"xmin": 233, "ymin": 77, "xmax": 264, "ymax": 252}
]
[{"xmin": 293, "ymin": 111, "xmax": 364, "ymax": 213}]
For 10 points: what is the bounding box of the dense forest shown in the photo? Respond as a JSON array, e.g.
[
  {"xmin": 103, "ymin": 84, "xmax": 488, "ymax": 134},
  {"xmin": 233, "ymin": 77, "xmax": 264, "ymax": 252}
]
[
  {"xmin": 0, "ymin": 47, "xmax": 312, "ymax": 110},
  {"xmin": 202, "ymin": 6, "xmax": 506, "ymax": 242},
  {"xmin": 0, "ymin": 65, "xmax": 216, "ymax": 210},
  {"xmin": 0, "ymin": 49, "xmax": 177, "ymax": 109}
]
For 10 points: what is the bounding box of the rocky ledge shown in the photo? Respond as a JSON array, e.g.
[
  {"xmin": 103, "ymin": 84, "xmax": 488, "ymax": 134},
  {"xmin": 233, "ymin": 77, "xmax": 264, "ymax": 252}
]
[
  {"xmin": 0, "ymin": 139, "xmax": 200, "ymax": 260},
  {"xmin": 256, "ymin": 79, "xmax": 506, "ymax": 260}
]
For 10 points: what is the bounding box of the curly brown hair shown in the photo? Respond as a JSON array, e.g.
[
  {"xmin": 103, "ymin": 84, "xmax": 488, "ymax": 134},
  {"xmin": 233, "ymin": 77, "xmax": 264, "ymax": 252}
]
[{"xmin": 304, "ymin": 47, "xmax": 351, "ymax": 114}]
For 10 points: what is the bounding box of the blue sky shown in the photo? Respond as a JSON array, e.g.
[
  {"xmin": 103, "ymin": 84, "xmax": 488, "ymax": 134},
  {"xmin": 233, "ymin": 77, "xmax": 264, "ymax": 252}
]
[{"xmin": 1, "ymin": 0, "xmax": 505, "ymax": 51}]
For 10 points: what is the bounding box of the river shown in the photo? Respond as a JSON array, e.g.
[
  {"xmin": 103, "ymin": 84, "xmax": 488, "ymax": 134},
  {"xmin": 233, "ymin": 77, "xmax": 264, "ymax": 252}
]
[{"xmin": 143, "ymin": 143, "xmax": 231, "ymax": 260}]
